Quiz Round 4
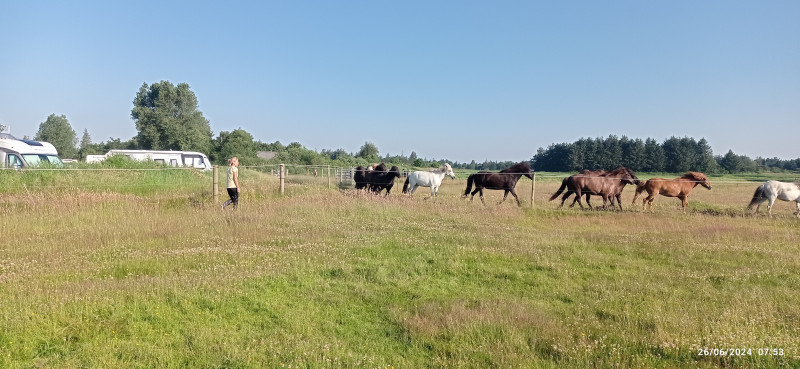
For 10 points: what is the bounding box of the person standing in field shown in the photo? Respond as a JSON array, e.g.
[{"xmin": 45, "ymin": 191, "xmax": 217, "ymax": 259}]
[{"xmin": 222, "ymin": 157, "xmax": 240, "ymax": 209}]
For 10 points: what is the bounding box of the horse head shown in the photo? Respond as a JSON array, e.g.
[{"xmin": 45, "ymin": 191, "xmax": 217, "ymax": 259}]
[
  {"xmin": 389, "ymin": 165, "xmax": 402, "ymax": 178},
  {"xmin": 616, "ymin": 166, "xmax": 640, "ymax": 185},
  {"xmin": 686, "ymin": 172, "xmax": 712, "ymax": 190},
  {"xmin": 504, "ymin": 162, "xmax": 533, "ymax": 180},
  {"xmin": 443, "ymin": 163, "xmax": 456, "ymax": 179}
]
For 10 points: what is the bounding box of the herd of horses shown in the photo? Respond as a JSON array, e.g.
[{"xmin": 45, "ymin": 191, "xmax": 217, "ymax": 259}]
[{"xmin": 352, "ymin": 162, "xmax": 800, "ymax": 217}]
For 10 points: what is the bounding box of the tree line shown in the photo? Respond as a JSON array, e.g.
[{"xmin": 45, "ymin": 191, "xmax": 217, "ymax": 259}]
[
  {"xmin": 11, "ymin": 80, "xmax": 799, "ymax": 173},
  {"xmin": 531, "ymin": 135, "xmax": 800, "ymax": 173}
]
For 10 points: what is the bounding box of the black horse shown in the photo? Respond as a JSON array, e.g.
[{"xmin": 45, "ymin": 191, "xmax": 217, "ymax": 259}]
[
  {"xmin": 354, "ymin": 165, "xmax": 368, "ymax": 190},
  {"xmin": 462, "ymin": 162, "xmax": 534, "ymax": 206},
  {"xmin": 354, "ymin": 163, "xmax": 402, "ymax": 195},
  {"xmin": 367, "ymin": 164, "xmax": 402, "ymax": 195}
]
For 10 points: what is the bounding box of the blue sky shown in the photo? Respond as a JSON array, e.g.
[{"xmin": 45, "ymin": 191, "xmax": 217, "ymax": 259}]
[{"xmin": 2, "ymin": 1, "xmax": 798, "ymax": 163}]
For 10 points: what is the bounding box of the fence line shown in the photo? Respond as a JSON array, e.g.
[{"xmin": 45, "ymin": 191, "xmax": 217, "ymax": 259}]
[{"xmin": 2, "ymin": 165, "xmax": 793, "ymax": 206}]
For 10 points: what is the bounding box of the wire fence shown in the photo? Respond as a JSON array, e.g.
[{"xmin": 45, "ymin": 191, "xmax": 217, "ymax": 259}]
[{"xmin": 2, "ymin": 165, "xmax": 798, "ymax": 211}]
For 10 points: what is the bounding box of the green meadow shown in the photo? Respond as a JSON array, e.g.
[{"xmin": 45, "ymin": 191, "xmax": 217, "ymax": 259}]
[{"xmin": 1, "ymin": 167, "xmax": 798, "ymax": 368}]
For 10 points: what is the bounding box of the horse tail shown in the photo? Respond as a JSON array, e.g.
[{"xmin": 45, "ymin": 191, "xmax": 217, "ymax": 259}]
[
  {"xmin": 462, "ymin": 174, "xmax": 475, "ymax": 197},
  {"xmin": 748, "ymin": 184, "xmax": 766, "ymax": 211},
  {"xmin": 402, "ymin": 177, "xmax": 410, "ymax": 193},
  {"xmin": 631, "ymin": 181, "xmax": 647, "ymax": 205},
  {"xmin": 548, "ymin": 178, "xmax": 569, "ymax": 201}
]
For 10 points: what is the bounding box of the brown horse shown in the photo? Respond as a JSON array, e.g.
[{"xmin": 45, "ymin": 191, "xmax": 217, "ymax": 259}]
[
  {"xmin": 549, "ymin": 169, "xmax": 605, "ymax": 209},
  {"xmin": 631, "ymin": 171, "xmax": 712, "ymax": 212},
  {"xmin": 549, "ymin": 167, "xmax": 639, "ymax": 210}
]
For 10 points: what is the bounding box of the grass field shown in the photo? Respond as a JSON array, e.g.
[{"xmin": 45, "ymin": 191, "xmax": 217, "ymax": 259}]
[{"xmin": 1, "ymin": 168, "xmax": 799, "ymax": 368}]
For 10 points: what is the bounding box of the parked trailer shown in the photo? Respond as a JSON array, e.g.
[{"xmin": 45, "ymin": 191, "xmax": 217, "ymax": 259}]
[
  {"xmin": 86, "ymin": 150, "xmax": 213, "ymax": 171},
  {"xmin": 0, "ymin": 133, "xmax": 64, "ymax": 169}
]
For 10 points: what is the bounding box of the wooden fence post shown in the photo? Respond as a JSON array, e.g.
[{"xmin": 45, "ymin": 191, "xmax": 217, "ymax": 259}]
[
  {"xmin": 213, "ymin": 165, "xmax": 219, "ymax": 203},
  {"xmin": 530, "ymin": 172, "xmax": 536, "ymax": 208},
  {"xmin": 279, "ymin": 164, "xmax": 285, "ymax": 195}
]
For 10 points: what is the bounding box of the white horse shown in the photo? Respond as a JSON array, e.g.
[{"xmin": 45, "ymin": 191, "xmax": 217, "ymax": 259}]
[
  {"xmin": 402, "ymin": 163, "xmax": 456, "ymax": 199},
  {"xmin": 748, "ymin": 180, "xmax": 800, "ymax": 217}
]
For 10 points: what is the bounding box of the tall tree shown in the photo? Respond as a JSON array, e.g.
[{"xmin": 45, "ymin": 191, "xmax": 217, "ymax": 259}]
[
  {"xmin": 694, "ymin": 138, "xmax": 718, "ymax": 172},
  {"xmin": 662, "ymin": 137, "xmax": 696, "ymax": 173},
  {"xmin": 78, "ymin": 128, "xmax": 94, "ymax": 160},
  {"xmin": 642, "ymin": 138, "xmax": 665, "ymax": 172},
  {"xmin": 719, "ymin": 150, "xmax": 743, "ymax": 173},
  {"xmin": 621, "ymin": 137, "xmax": 646, "ymax": 170},
  {"xmin": 356, "ymin": 142, "xmax": 380, "ymax": 162},
  {"xmin": 213, "ymin": 129, "xmax": 257, "ymax": 165},
  {"xmin": 35, "ymin": 114, "xmax": 78, "ymax": 158},
  {"xmin": 131, "ymin": 81, "xmax": 212, "ymax": 153}
]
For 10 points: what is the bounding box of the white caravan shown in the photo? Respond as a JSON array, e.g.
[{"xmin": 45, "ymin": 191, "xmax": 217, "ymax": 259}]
[
  {"xmin": 0, "ymin": 133, "xmax": 64, "ymax": 169},
  {"xmin": 86, "ymin": 150, "xmax": 213, "ymax": 171}
]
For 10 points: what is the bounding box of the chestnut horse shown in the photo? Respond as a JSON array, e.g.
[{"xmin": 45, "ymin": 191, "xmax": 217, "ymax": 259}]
[
  {"xmin": 462, "ymin": 162, "xmax": 534, "ymax": 206},
  {"xmin": 631, "ymin": 172, "xmax": 712, "ymax": 212},
  {"xmin": 549, "ymin": 167, "xmax": 639, "ymax": 210}
]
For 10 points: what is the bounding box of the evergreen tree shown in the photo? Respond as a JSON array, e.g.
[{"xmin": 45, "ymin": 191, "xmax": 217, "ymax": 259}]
[
  {"xmin": 643, "ymin": 138, "xmax": 665, "ymax": 172},
  {"xmin": 601, "ymin": 135, "xmax": 623, "ymax": 170},
  {"xmin": 621, "ymin": 137, "xmax": 646, "ymax": 170},
  {"xmin": 663, "ymin": 137, "xmax": 696, "ymax": 173},
  {"xmin": 694, "ymin": 138, "xmax": 717, "ymax": 172},
  {"xmin": 78, "ymin": 129, "xmax": 94, "ymax": 160}
]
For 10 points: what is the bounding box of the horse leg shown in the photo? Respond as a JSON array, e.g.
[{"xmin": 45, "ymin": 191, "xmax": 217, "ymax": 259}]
[
  {"xmin": 574, "ymin": 189, "xmax": 586, "ymax": 209},
  {"xmin": 644, "ymin": 194, "xmax": 655, "ymax": 212},
  {"xmin": 584, "ymin": 193, "xmax": 594, "ymax": 210},
  {"xmin": 600, "ymin": 195, "xmax": 611, "ymax": 211},
  {"xmin": 568, "ymin": 193, "xmax": 578, "ymax": 208},
  {"xmin": 794, "ymin": 200, "xmax": 800, "ymax": 217},
  {"xmin": 471, "ymin": 188, "xmax": 481, "ymax": 203},
  {"xmin": 767, "ymin": 196, "xmax": 776, "ymax": 217},
  {"xmin": 616, "ymin": 194, "xmax": 623, "ymax": 211},
  {"xmin": 498, "ymin": 190, "xmax": 509, "ymax": 205},
  {"xmin": 510, "ymin": 189, "xmax": 522, "ymax": 207},
  {"xmin": 679, "ymin": 195, "xmax": 688, "ymax": 212},
  {"xmin": 479, "ymin": 189, "xmax": 486, "ymax": 206},
  {"xmin": 559, "ymin": 192, "xmax": 571, "ymax": 209},
  {"xmin": 425, "ymin": 186, "xmax": 436, "ymax": 200}
]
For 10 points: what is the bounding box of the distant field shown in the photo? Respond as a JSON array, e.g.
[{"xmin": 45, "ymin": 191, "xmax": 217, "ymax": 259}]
[{"xmin": 1, "ymin": 168, "xmax": 798, "ymax": 368}]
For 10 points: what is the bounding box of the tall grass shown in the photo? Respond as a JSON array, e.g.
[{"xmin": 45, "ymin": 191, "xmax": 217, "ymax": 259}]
[{"xmin": 0, "ymin": 170, "xmax": 798, "ymax": 368}]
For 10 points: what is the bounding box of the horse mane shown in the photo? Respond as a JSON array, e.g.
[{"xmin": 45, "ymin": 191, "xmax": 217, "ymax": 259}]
[
  {"xmin": 682, "ymin": 171, "xmax": 707, "ymax": 181},
  {"xmin": 500, "ymin": 162, "xmax": 531, "ymax": 174},
  {"xmin": 606, "ymin": 166, "xmax": 634, "ymax": 176}
]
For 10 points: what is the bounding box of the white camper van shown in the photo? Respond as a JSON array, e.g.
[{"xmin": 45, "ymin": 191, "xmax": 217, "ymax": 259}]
[
  {"xmin": 0, "ymin": 133, "xmax": 64, "ymax": 169},
  {"xmin": 86, "ymin": 150, "xmax": 213, "ymax": 171}
]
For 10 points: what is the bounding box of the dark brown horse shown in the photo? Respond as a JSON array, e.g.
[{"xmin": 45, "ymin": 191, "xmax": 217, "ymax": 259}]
[
  {"xmin": 549, "ymin": 167, "xmax": 639, "ymax": 210},
  {"xmin": 631, "ymin": 171, "xmax": 712, "ymax": 212},
  {"xmin": 462, "ymin": 162, "xmax": 534, "ymax": 206}
]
